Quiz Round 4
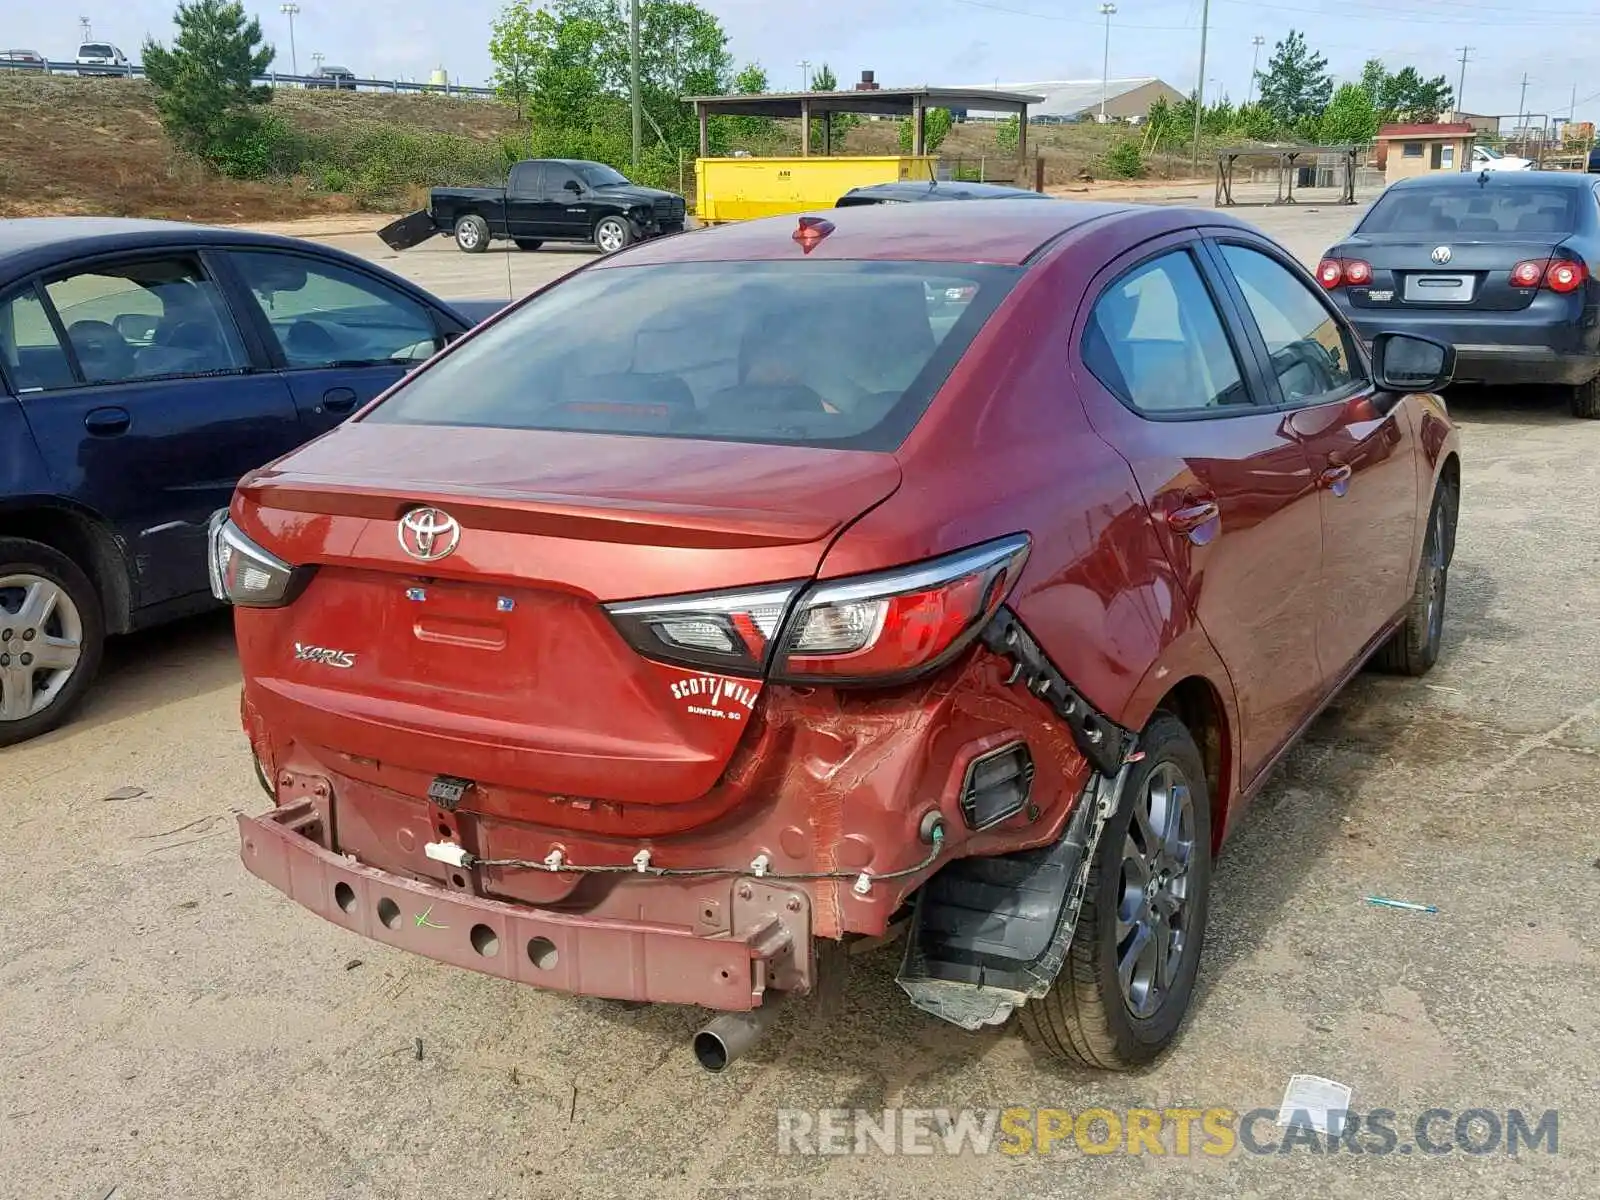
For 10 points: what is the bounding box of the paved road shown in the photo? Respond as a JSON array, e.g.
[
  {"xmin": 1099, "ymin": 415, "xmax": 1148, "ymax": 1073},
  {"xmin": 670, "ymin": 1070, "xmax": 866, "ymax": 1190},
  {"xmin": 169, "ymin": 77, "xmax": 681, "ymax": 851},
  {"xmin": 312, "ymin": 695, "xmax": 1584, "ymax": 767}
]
[{"xmin": 3, "ymin": 198, "xmax": 1596, "ymax": 1199}]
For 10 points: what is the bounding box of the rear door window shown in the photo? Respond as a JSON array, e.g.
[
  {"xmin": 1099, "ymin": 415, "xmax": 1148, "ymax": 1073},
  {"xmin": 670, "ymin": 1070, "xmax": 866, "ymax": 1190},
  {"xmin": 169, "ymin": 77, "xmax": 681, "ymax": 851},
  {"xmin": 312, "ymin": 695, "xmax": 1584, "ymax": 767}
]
[
  {"xmin": 229, "ymin": 250, "xmax": 442, "ymax": 367},
  {"xmin": 367, "ymin": 260, "xmax": 1021, "ymax": 450},
  {"xmin": 0, "ymin": 288, "xmax": 74, "ymax": 392},
  {"xmin": 1081, "ymin": 249, "xmax": 1252, "ymax": 415},
  {"xmin": 509, "ymin": 161, "xmax": 544, "ymax": 196},
  {"xmin": 1361, "ymin": 186, "xmax": 1578, "ymax": 234},
  {"xmin": 42, "ymin": 257, "xmax": 248, "ymax": 385}
]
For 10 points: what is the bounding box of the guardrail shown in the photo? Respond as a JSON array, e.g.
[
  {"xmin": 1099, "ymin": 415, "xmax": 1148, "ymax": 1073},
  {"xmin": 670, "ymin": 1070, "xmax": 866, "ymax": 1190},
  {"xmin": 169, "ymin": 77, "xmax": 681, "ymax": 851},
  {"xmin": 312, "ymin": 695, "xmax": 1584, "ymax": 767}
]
[{"xmin": 0, "ymin": 60, "xmax": 495, "ymax": 97}]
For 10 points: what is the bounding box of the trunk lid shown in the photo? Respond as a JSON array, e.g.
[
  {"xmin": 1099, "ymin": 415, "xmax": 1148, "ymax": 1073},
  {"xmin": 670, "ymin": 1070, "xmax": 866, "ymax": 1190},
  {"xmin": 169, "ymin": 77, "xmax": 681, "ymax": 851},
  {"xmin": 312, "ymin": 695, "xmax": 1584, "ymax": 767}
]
[
  {"xmin": 235, "ymin": 423, "xmax": 901, "ymax": 806},
  {"xmin": 1338, "ymin": 235, "xmax": 1574, "ymax": 312}
]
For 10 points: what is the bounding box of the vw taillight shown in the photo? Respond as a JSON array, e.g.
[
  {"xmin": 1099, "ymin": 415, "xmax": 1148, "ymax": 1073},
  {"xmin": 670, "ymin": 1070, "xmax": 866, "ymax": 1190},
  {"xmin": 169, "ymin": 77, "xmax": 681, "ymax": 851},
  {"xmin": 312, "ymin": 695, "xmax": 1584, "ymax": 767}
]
[
  {"xmin": 1546, "ymin": 259, "xmax": 1587, "ymax": 293},
  {"xmin": 605, "ymin": 535, "xmax": 1031, "ymax": 685},
  {"xmin": 1316, "ymin": 259, "xmax": 1344, "ymax": 289},
  {"xmin": 1510, "ymin": 259, "xmax": 1545, "ymax": 288},
  {"xmin": 1316, "ymin": 258, "xmax": 1370, "ymax": 289},
  {"xmin": 1341, "ymin": 259, "xmax": 1372, "ymax": 285}
]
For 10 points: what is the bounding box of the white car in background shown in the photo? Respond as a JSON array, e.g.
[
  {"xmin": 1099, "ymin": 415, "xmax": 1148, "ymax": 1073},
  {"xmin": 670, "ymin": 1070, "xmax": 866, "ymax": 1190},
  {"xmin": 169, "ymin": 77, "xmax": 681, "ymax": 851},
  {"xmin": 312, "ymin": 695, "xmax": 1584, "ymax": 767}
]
[
  {"xmin": 74, "ymin": 43, "xmax": 131, "ymax": 76},
  {"xmin": 1472, "ymin": 144, "xmax": 1533, "ymax": 171}
]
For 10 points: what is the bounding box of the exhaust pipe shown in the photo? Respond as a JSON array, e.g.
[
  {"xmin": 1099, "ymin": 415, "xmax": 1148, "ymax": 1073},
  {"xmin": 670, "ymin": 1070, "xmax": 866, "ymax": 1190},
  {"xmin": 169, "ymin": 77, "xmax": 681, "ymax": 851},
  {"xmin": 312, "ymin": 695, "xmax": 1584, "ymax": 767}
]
[{"xmin": 693, "ymin": 994, "xmax": 787, "ymax": 1072}]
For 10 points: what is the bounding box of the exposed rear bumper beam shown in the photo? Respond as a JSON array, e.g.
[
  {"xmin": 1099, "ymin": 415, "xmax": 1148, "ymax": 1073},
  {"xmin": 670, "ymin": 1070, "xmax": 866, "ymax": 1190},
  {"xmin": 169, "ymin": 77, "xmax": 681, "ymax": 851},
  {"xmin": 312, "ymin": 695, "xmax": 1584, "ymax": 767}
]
[{"xmin": 238, "ymin": 802, "xmax": 813, "ymax": 1009}]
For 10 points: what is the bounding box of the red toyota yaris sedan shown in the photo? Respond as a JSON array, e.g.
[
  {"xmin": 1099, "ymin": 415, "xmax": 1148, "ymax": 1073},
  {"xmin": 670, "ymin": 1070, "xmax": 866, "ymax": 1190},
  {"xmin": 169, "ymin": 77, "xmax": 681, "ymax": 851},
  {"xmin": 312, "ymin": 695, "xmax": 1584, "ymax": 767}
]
[{"xmin": 211, "ymin": 201, "xmax": 1460, "ymax": 1071}]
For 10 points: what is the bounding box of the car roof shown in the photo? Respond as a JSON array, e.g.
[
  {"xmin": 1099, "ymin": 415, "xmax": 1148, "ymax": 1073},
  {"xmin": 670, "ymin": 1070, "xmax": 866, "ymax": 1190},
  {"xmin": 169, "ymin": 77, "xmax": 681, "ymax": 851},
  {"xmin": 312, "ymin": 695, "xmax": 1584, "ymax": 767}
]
[
  {"xmin": 608, "ymin": 199, "xmax": 1203, "ymax": 267},
  {"xmin": 843, "ymin": 180, "xmax": 1051, "ymax": 202},
  {"xmin": 0, "ymin": 217, "xmax": 449, "ymax": 304},
  {"xmin": 1387, "ymin": 170, "xmax": 1591, "ymax": 193}
]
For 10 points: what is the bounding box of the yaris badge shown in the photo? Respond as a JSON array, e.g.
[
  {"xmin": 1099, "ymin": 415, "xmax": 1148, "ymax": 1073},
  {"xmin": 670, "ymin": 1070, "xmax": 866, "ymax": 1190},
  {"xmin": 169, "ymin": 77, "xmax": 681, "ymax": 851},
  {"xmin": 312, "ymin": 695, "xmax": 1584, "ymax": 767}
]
[
  {"xmin": 398, "ymin": 507, "xmax": 461, "ymax": 561},
  {"xmin": 1431, "ymin": 245, "xmax": 1452, "ymax": 264}
]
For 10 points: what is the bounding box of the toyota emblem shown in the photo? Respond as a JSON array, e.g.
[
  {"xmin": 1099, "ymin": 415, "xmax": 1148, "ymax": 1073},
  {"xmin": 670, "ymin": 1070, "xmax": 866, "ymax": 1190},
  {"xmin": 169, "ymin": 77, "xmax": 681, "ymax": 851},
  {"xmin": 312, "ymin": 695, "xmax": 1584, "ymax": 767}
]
[
  {"xmin": 1431, "ymin": 245, "xmax": 1453, "ymax": 265},
  {"xmin": 398, "ymin": 507, "xmax": 461, "ymax": 562}
]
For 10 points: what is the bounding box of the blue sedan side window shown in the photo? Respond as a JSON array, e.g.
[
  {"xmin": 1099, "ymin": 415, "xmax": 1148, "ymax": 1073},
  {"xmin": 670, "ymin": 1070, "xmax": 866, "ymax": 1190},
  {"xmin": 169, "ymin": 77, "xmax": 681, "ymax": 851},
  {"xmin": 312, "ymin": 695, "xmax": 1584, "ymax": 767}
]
[
  {"xmin": 0, "ymin": 290, "xmax": 74, "ymax": 392},
  {"xmin": 42, "ymin": 258, "xmax": 247, "ymax": 386},
  {"xmin": 230, "ymin": 251, "xmax": 441, "ymax": 369}
]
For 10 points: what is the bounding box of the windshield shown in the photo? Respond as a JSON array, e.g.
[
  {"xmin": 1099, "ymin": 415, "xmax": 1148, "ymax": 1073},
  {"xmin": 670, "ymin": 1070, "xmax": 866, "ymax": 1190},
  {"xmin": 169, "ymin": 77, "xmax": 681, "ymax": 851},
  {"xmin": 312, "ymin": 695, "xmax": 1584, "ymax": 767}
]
[
  {"xmin": 1476, "ymin": 145, "xmax": 1503, "ymax": 159},
  {"xmin": 78, "ymin": 44, "xmax": 113, "ymax": 56},
  {"xmin": 579, "ymin": 163, "xmax": 630, "ymax": 187},
  {"xmin": 366, "ymin": 260, "xmax": 1021, "ymax": 451},
  {"xmin": 1359, "ymin": 186, "xmax": 1578, "ymax": 235}
]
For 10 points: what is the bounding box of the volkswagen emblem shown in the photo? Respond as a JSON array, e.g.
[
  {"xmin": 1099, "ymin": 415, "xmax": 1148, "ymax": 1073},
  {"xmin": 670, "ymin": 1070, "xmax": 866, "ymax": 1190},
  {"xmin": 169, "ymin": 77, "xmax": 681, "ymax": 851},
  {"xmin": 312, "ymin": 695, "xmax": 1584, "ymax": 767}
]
[
  {"xmin": 1431, "ymin": 245, "xmax": 1453, "ymax": 265},
  {"xmin": 398, "ymin": 507, "xmax": 461, "ymax": 562}
]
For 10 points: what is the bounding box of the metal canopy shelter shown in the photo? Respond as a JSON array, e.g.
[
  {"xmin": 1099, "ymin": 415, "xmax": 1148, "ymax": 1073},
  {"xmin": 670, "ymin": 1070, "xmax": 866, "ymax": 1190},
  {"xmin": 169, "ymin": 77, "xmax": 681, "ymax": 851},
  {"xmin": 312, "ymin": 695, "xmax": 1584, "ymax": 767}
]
[
  {"xmin": 1213, "ymin": 144, "xmax": 1360, "ymax": 207},
  {"xmin": 687, "ymin": 86, "xmax": 1043, "ymax": 160}
]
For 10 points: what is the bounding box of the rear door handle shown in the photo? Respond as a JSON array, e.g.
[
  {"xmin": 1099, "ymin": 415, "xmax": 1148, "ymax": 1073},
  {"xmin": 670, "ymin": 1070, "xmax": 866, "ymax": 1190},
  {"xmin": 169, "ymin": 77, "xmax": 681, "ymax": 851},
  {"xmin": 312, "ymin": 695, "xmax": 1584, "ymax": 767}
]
[
  {"xmin": 83, "ymin": 406, "xmax": 130, "ymax": 436},
  {"xmin": 1164, "ymin": 500, "xmax": 1221, "ymax": 542},
  {"xmin": 1319, "ymin": 464, "xmax": 1354, "ymax": 496},
  {"xmin": 319, "ymin": 387, "xmax": 359, "ymax": 414}
]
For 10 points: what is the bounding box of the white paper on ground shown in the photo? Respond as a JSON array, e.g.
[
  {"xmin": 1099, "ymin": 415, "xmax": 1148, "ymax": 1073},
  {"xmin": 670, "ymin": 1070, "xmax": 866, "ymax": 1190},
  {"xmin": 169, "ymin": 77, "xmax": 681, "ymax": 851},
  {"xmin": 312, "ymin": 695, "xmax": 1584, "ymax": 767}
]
[{"xmin": 1276, "ymin": 1074, "xmax": 1354, "ymax": 1136}]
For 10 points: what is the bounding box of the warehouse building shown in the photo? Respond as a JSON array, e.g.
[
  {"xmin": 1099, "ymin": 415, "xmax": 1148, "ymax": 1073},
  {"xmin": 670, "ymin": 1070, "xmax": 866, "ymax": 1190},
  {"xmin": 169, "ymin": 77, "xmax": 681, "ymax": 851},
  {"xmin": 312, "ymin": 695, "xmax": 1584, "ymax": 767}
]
[{"xmin": 953, "ymin": 77, "xmax": 1185, "ymax": 122}]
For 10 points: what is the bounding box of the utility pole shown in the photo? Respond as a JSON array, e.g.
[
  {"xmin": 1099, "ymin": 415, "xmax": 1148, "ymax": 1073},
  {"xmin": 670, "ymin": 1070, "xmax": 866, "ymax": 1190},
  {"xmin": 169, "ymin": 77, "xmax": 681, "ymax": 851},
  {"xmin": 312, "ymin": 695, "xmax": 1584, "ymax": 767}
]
[
  {"xmin": 797, "ymin": 60, "xmax": 811, "ymax": 92},
  {"xmin": 279, "ymin": 4, "xmax": 300, "ymax": 77},
  {"xmin": 1189, "ymin": 0, "xmax": 1210, "ymax": 177},
  {"xmin": 1516, "ymin": 72, "xmax": 1529, "ymax": 138},
  {"xmin": 629, "ymin": 0, "xmax": 641, "ymax": 168},
  {"xmin": 78, "ymin": 16, "xmax": 91, "ymax": 42},
  {"xmin": 1098, "ymin": 3, "xmax": 1116, "ymax": 122},
  {"xmin": 1246, "ymin": 35, "xmax": 1264, "ymax": 106},
  {"xmin": 1455, "ymin": 45, "xmax": 1473, "ymax": 114}
]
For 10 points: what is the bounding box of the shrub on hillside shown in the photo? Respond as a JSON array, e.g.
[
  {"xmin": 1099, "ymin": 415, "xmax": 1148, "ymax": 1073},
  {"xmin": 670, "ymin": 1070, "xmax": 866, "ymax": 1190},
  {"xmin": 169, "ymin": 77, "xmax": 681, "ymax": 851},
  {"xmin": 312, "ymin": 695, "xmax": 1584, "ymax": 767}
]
[{"xmin": 1103, "ymin": 141, "xmax": 1144, "ymax": 179}]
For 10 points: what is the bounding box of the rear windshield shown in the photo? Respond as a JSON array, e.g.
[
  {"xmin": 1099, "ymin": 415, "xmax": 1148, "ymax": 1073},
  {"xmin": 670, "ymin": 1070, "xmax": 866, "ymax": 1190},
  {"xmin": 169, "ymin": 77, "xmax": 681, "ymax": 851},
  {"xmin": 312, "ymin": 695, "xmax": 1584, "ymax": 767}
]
[
  {"xmin": 1361, "ymin": 186, "xmax": 1579, "ymax": 235},
  {"xmin": 78, "ymin": 44, "xmax": 114, "ymax": 56},
  {"xmin": 366, "ymin": 260, "xmax": 1021, "ymax": 450}
]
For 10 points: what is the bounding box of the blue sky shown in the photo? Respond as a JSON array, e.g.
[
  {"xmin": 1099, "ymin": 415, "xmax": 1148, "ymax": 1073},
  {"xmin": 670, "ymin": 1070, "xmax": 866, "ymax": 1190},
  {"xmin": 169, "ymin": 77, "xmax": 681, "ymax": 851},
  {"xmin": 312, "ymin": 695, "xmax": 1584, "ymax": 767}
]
[{"xmin": 16, "ymin": 0, "xmax": 1598, "ymax": 122}]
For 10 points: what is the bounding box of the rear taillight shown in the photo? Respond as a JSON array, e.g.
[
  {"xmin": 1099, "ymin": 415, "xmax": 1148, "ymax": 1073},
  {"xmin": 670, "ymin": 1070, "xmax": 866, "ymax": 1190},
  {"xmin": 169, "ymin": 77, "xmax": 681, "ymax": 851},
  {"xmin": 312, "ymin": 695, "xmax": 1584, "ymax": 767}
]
[
  {"xmin": 605, "ymin": 584, "xmax": 799, "ymax": 676},
  {"xmin": 1510, "ymin": 258, "xmax": 1587, "ymax": 293},
  {"xmin": 1510, "ymin": 260, "xmax": 1545, "ymax": 288},
  {"xmin": 1546, "ymin": 259, "xmax": 1587, "ymax": 293},
  {"xmin": 605, "ymin": 534, "xmax": 1031, "ymax": 685},
  {"xmin": 1316, "ymin": 258, "xmax": 1371, "ymax": 289}
]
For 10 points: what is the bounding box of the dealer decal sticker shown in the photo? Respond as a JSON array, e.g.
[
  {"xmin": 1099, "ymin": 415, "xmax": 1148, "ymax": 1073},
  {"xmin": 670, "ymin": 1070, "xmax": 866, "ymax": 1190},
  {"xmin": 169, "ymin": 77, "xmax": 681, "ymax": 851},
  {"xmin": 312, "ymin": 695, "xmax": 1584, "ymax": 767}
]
[{"xmin": 670, "ymin": 674, "xmax": 758, "ymax": 721}]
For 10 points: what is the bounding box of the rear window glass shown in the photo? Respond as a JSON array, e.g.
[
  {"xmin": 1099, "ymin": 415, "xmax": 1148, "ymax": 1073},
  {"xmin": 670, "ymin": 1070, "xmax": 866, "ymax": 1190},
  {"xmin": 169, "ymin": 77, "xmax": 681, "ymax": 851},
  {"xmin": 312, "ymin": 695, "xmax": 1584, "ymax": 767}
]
[
  {"xmin": 1361, "ymin": 186, "xmax": 1578, "ymax": 235},
  {"xmin": 78, "ymin": 44, "xmax": 114, "ymax": 56},
  {"xmin": 366, "ymin": 260, "xmax": 1021, "ymax": 450}
]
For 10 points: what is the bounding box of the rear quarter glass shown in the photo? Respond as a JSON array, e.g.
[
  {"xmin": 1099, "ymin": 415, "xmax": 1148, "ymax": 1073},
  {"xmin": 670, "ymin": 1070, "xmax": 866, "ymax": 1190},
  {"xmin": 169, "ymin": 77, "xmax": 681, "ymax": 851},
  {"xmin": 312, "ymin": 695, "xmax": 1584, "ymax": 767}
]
[{"xmin": 362, "ymin": 260, "xmax": 1023, "ymax": 452}]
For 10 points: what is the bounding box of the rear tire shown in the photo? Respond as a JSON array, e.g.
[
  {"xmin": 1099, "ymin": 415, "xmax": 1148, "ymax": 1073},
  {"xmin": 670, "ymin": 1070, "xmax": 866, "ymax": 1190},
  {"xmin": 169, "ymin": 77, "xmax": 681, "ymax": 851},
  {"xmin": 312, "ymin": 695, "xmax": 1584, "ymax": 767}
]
[
  {"xmin": 1373, "ymin": 477, "xmax": 1456, "ymax": 676},
  {"xmin": 513, "ymin": 239, "xmax": 543, "ymax": 251},
  {"xmin": 1019, "ymin": 712, "xmax": 1212, "ymax": 1070},
  {"xmin": 1570, "ymin": 375, "xmax": 1600, "ymax": 419},
  {"xmin": 454, "ymin": 214, "xmax": 489, "ymax": 254},
  {"xmin": 0, "ymin": 538, "xmax": 105, "ymax": 747}
]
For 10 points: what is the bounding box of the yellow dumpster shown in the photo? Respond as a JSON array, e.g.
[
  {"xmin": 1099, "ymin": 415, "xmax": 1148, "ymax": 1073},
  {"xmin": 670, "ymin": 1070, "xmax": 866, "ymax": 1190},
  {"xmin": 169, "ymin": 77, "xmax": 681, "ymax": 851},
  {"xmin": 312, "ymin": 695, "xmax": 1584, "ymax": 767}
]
[{"xmin": 695, "ymin": 155, "xmax": 940, "ymax": 223}]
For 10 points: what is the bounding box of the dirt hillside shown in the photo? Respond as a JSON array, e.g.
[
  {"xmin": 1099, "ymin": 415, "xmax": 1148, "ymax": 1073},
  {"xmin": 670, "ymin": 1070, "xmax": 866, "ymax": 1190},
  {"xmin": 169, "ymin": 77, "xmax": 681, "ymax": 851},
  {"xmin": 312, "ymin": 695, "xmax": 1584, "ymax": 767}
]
[{"xmin": 0, "ymin": 75, "xmax": 520, "ymax": 222}]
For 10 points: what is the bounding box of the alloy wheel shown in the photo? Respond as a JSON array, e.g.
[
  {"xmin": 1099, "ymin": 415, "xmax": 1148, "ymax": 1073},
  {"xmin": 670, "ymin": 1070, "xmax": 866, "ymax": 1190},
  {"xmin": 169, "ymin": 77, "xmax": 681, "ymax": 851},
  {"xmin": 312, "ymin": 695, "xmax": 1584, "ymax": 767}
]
[
  {"xmin": 0, "ymin": 574, "xmax": 85, "ymax": 722},
  {"xmin": 597, "ymin": 220, "xmax": 626, "ymax": 253},
  {"xmin": 1116, "ymin": 760, "xmax": 1198, "ymax": 1019}
]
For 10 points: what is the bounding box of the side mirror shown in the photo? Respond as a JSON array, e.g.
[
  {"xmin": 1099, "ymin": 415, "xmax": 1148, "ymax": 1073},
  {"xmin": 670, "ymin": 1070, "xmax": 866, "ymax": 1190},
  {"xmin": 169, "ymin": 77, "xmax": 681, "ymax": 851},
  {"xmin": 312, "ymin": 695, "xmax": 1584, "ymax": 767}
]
[
  {"xmin": 1372, "ymin": 332, "xmax": 1454, "ymax": 394},
  {"xmin": 564, "ymin": 179, "xmax": 584, "ymax": 194}
]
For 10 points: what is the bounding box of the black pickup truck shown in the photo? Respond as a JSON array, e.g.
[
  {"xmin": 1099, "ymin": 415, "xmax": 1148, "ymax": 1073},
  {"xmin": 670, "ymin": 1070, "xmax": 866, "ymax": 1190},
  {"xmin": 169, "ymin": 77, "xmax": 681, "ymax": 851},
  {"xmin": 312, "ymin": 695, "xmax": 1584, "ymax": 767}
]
[{"xmin": 381, "ymin": 159, "xmax": 687, "ymax": 256}]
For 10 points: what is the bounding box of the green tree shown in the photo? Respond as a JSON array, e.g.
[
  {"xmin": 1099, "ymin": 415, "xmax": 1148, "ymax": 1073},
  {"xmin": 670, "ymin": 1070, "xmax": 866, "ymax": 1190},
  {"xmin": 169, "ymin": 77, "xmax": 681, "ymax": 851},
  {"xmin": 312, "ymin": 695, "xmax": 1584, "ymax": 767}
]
[
  {"xmin": 898, "ymin": 107, "xmax": 952, "ymax": 153},
  {"xmin": 1256, "ymin": 30, "xmax": 1332, "ymax": 125},
  {"xmin": 1381, "ymin": 66, "xmax": 1453, "ymax": 122},
  {"xmin": 725, "ymin": 61, "xmax": 778, "ymax": 147},
  {"xmin": 996, "ymin": 113, "xmax": 1020, "ymax": 153},
  {"xmin": 806, "ymin": 61, "xmax": 859, "ymax": 151},
  {"xmin": 518, "ymin": 0, "xmax": 732, "ymax": 158},
  {"xmin": 490, "ymin": 0, "xmax": 541, "ymax": 118},
  {"xmin": 1318, "ymin": 81, "xmax": 1380, "ymax": 144},
  {"xmin": 141, "ymin": 0, "xmax": 274, "ymax": 172}
]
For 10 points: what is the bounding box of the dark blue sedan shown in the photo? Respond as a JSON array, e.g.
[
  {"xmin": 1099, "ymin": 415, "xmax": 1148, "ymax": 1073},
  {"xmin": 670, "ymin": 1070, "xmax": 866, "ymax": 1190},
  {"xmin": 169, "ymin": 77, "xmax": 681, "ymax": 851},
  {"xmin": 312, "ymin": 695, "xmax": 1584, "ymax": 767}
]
[
  {"xmin": 0, "ymin": 218, "xmax": 499, "ymax": 744},
  {"xmin": 1319, "ymin": 171, "xmax": 1600, "ymax": 417}
]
